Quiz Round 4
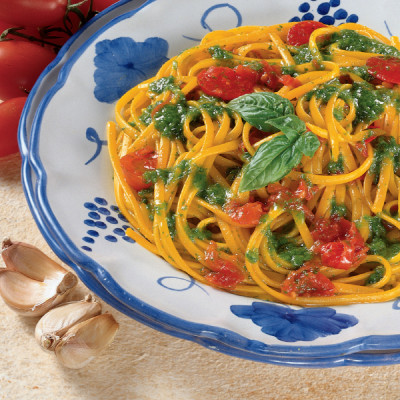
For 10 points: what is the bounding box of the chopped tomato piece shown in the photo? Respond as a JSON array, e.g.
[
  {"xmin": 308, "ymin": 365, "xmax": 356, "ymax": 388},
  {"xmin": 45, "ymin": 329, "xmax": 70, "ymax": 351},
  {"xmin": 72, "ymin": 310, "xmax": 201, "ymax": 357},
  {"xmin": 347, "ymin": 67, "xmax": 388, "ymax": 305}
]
[
  {"xmin": 120, "ymin": 146, "xmax": 157, "ymax": 191},
  {"xmin": 311, "ymin": 217, "xmax": 351, "ymax": 243},
  {"xmin": 293, "ymin": 178, "xmax": 318, "ymax": 200},
  {"xmin": 225, "ymin": 201, "xmax": 266, "ymax": 227},
  {"xmin": 259, "ymin": 63, "xmax": 282, "ymax": 91},
  {"xmin": 286, "ymin": 21, "xmax": 326, "ymax": 46},
  {"xmin": 204, "ymin": 241, "xmax": 245, "ymax": 289},
  {"xmin": 266, "ymin": 181, "xmax": 315, "ymax": 220},
  {"xmin": 278, "ymin": 74, "xmax": 302, "ymax": 88},
  {"xmin": 366, "ymin": 57, "xmax": 400, "ymax": 85},
  {"xmin": 311, "ymin": 217, "xmax": 368, "ymax": 270},
  {"xmin": 364, "ymin": 135, "xmax": 376, "ymax": 144},
  {"xmin": 281, "ymin": 263, "xmax": 336, "ymax": 297},
  {"xmin": 197, "ymin": 65, "xmax": 258, "ymax": 101}
]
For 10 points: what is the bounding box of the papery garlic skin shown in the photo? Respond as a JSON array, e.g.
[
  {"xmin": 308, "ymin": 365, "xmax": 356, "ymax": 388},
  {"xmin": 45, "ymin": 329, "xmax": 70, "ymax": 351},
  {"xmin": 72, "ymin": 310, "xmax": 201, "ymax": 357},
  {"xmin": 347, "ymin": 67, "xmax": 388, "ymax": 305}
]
[
  {"xmin": 35, "ymin": 294, "xmax": 102, "ymax": 351},
  {"xmin": 0, "ymin": 239, "xmax": 78, "ymax": 316},
  {"xmin": 55, "ymin": 313, "xmax": 119, "ymax": 369}
]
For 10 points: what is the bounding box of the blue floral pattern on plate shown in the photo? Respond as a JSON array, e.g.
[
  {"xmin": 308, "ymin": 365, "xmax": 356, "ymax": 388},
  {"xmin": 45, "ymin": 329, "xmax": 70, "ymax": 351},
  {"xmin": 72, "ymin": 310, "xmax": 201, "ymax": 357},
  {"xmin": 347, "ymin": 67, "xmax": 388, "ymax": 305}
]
[
  {"xmin": 81, "ymin": 197, "xmax": 135, "ymax": 252},
  {"xmin": 290, "ymin": 0, "xmax": 358, "ymax": 24},
  {"xmin": 94, "ymin": 36, "xmax": 169, "ymax": 103},
  {"xmin": 231, "ymin": 302, "xmax": 358, "ymax": 342}
]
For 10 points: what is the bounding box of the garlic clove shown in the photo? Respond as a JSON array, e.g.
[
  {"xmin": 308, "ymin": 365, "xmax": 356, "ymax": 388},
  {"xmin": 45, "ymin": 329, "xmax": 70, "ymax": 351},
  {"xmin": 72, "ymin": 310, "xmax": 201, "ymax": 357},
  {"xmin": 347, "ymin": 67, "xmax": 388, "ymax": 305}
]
[
  {"xmin": 0, "ymin": 238, "xmax": 78, "ymax": 316},
  {"xmin": 0, "ymin": 270, "xmax": 77, "ymax": 317},
  {"xmin": 54, "ymin": 313, "xmax": 119, "ymax": 369},
  {"xmin": 1, "ymin": 238, "xmax": 69, "ymax": 281},
  {"xmin": 35, "ymin": 294, "xmax": 102, "ymax": 351}
]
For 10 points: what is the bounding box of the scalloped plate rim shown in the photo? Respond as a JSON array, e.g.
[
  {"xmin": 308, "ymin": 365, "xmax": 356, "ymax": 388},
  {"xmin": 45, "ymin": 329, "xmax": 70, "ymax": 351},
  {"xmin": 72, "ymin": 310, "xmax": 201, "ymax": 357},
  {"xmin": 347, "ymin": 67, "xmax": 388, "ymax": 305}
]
[{"xmin": 19, "ymin": 0, "xmax": 400, "ymax": 366}]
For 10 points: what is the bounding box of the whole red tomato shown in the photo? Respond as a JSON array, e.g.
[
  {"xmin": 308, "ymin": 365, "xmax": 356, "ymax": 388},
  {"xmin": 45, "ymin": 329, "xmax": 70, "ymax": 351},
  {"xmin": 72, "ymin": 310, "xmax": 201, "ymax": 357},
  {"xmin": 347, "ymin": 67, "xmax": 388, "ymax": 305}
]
[
  {"xmin": 92, "ymin": 0, "xmax": 121, "ymax": 12},
  {"xmin": 0, "ymin": 97, "xmax": 27, "ymax": 157},
  {"xmin": 0, "ymin": 41, "xmax": 55, "ymax": 101},
  {"xmin": 0, "ymin": 0, "xmax": 68, "ymax": 27}
]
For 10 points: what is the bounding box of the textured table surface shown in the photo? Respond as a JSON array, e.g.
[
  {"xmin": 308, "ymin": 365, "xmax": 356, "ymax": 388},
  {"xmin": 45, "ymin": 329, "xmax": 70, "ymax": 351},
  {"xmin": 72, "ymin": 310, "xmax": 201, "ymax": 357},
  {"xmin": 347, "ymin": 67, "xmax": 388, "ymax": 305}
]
[{"xmin": 1, "ymin": 154, "xmax": 400, "ymax": 400}]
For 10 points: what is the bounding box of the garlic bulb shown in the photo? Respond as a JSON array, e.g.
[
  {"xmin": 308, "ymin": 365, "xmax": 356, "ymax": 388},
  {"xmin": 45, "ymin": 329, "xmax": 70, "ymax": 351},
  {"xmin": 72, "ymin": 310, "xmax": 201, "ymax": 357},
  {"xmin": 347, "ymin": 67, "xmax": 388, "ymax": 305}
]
[
  {"xmin": 35, "ymin": 294, "xmax": 102, "ymax": 351},
  {"xmin": 0, "ymin": 239, "xmax": 78, "ymax": 316},
  {"xmin": 54, "ymin": 313, "xmax": 119, "ymax": 369}
]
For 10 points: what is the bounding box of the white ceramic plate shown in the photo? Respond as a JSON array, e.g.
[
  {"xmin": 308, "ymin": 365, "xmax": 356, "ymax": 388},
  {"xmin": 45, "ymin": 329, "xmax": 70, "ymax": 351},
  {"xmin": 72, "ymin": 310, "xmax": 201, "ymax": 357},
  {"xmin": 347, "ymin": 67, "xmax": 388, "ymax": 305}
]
[{"xmin": 22, "ymin": 0, "xmax": 400, "ymax": 367}]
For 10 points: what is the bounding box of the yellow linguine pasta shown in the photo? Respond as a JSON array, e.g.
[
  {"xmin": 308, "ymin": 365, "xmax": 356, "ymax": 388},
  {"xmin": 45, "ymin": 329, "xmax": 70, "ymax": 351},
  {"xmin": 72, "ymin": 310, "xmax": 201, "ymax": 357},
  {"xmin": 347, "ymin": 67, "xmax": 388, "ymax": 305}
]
[{"xmin": 107, "ymin": 22, "xmax": 400, "ymax": 306}]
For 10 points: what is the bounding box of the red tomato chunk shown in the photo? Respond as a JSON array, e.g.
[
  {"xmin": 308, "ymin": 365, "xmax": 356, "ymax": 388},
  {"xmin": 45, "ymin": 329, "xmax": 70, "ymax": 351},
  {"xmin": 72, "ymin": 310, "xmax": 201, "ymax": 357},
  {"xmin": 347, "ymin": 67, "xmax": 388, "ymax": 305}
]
[
  {"xmin": 197, "ymin": 65, "xmax": 258, "ymax": 101},
  {"xmin": 281, "ymin": 263, "xmax": 336, "ymax": 297},
  {"xmin": 311, "ymin": 217, "xmax": 368, "ymax": 270},
  {"xmin": 204, "ymin": 241, "xmax": 245, "ymax": 289},
  {"xmin": 366, "ymin": 56, "xmax": 400, "ymax": 85},
  {"xmin": 225, "ymin": 201, "xmax": 266, "ymax": 227},
  {"xmin": 120, "ymin": 146, "xmax": 157, "ymax": 191},
  {"xmin": 286, "ymin": 21, "xmax": 326, "ymax": 46}
]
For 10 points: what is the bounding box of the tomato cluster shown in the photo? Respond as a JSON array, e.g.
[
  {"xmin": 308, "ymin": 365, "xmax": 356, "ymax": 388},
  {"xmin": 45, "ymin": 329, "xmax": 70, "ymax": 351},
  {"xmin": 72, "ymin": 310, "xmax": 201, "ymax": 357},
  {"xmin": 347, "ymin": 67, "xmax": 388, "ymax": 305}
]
[{"xmin": 0, "ymin": 0, "xmax": 119, "ymax": 158}]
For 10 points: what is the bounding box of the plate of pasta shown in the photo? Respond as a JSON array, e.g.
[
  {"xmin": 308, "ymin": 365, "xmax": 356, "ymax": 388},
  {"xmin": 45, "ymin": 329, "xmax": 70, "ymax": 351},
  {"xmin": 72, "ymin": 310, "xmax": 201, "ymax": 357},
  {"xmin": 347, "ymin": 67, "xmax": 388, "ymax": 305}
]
[{"xmin": 23, "ymin": 0, "xmax": 400, "ymax": 366}]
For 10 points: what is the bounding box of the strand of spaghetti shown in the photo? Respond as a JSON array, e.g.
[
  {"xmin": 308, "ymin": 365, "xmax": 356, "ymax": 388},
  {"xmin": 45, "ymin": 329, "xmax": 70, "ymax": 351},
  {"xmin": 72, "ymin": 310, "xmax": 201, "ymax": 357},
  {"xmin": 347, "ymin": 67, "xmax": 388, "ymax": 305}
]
[
  {"xmin": 125, "ymin": 228, "xmax": 158, "ymax": 255},
  {"xmin": 335, "ymin": 255, "xmax": 392, "ymax": 289},
  {"xmin": 192, "ymin": 140, "xmax": 240, "ymax": 162},
  {"xmin": 309, "ymin": 96, "xmax": 326, "ymax": 128},
  {"xmin": 107, "ymin": 121, "xmax": 154, "ymax": 241},
  {"xmin": 217, "ymin": 218, "xmax": 247, "ymax": 254},
  {"xmin": 245, "ymin": 206, "xmax": 287, "ymax": 289},
  {"xmin": 235, "ymin": 42, "xmax": 277, "ymax": 57},
  {"xmin": 315, "ymin": 186, "xmax": 335, "ymax": 218},
  {"xmin": 325, "ymin": 91, "xmax": 341, "ymax": 161},
  {"xmin": 296, "ymin": 96, "xmax": 313, "ymax": 123},
  {"xmin": 292, "ymin": 212, "xmax": 314, "ymax": 248},
  {"xmin": 289, "ymin": 143, "xmax": 373, "ymax": 184},
  {"xmin": 283, "ymin": 62, "xmax": 340, "ymax": 100},
  {"xmin": 333, "ymin": 282, "xmax": 383, "ymax": 294},
  {"xmin": 370, "ymin": 158, "xmax": 392, "ymax": 213},
  {"xmin": 269, "ymin": 32, "xmax": 295, "ymax": 65},
  {"xmin": 308, "ymin": 26, "xmax": 339, "ymax": 62}
]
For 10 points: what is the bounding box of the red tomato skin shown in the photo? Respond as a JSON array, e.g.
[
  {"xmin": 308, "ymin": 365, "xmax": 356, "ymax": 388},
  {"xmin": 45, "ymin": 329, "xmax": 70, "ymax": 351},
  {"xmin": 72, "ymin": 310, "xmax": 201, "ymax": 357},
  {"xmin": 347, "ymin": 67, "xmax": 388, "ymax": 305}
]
[
  {"xmin": 204, "ymin": 241, "xmax": 245, "ymax": 289},
  {"xmin": 287, "ymin": 21, "xmax": 326, "ymax": 46},
  {"xmin": 259, "ymin": 63, "xmax": 282, "ymax": 91},
  {"xmin": 366, "ymin": 57, "xmax": 400, "ymax": 85},
  {"xmin": 120, "ymin": 147, "xmax": 157, "ymax": 191},
  {"xmin": 281, "ymin": 263, "xmax": 336, "ymax": 297},
  {"xmin": 225, "ymin": 201, "xmax": 266, "ymax": 227},
  {"xmin": 92, "ymin": 0, "xmax": 120, "ymax": 12},
  {"xmin": 0, "ymin": 0, "xmax": 67, "ymax": 27},
  {"xmin": 279, "ymin": 74, "xmax": 302, "ymax": 88},
  {"xmin": 0, "ymin": 41, "xmax": 55, "ymax": 101},
  {"xmin": 0, "ymin": 96, "xmax": 27, "ymax": 157},
  {"xmin": 197, "ymin": 65, "xmax": 257, "ymax": 101},
  {"xmin": 311, "ymin": 217, "xmax": 369, "ymax": 270}
]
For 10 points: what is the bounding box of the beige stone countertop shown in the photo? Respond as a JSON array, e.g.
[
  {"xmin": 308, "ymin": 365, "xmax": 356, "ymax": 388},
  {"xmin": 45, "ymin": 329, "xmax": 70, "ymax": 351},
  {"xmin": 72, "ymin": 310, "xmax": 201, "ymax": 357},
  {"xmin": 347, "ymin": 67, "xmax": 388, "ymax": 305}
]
[{"xmin": 1, "ymin": 154, "xmax": 400, "ymax": 400}]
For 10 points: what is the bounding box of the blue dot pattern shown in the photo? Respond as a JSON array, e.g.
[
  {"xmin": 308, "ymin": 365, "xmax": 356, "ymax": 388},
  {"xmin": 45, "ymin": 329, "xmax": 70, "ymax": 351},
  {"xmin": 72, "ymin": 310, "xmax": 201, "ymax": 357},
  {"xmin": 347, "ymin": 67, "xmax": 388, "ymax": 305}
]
[
  {"xmin": 290, "ymin": 0, "xmax": 358, "ymax": 25},
  {"xmin": 81, "ymin": 197, "xmax": 136, "ymax": 251}
]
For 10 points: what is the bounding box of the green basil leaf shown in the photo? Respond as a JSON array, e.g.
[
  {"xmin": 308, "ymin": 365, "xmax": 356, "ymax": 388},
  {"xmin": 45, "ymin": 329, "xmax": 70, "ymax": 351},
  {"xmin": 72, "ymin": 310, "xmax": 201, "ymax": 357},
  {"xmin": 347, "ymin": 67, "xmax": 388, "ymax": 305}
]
[
  {"xmin": 265, "ymin": 114, "xmax": 306, "ymax": 140},
  {"xmin": 294, "ymin": 130, "xmax": 320, "ymax": 157},
  {"xmin": 239, "ymin": 135, "xmax": 302, "ymax": 192},
  {"xmin": 228, "ymin": 92, "xmax": 294, "ymax": 132},
  {"xmin": 239, "ymin": 130, "xmax": 320, "ymax": 192}
]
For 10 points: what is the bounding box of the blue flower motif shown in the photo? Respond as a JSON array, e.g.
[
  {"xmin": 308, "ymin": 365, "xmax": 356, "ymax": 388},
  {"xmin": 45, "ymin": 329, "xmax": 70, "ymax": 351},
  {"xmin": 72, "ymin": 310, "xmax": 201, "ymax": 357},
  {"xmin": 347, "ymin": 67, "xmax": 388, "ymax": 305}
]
[
  {"xmin": 230, "ymin": 302, "xmax": 358, "ymax": 342},
  {"xmin": 93, "ymin": 37, "xmax": 169, "ymax": 103}
]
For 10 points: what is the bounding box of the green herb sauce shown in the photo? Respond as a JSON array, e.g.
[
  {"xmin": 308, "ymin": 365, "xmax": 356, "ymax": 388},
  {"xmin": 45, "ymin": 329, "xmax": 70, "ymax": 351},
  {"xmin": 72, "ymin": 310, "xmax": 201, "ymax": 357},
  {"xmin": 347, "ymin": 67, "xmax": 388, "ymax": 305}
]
[
  {"xmin": 208, "ymin": 45, "xmax": 233, "ymax": 60},
  {"xmin": 366, "ymin": 215, "xmax": 400, "ymax": 259},
  {"xmin": 333, "ymin": 29, "xmax": 400, "ymax": 57},
  {"xmin": 365, "ymin": 265, "xmax": 385, "ymax": 286}
]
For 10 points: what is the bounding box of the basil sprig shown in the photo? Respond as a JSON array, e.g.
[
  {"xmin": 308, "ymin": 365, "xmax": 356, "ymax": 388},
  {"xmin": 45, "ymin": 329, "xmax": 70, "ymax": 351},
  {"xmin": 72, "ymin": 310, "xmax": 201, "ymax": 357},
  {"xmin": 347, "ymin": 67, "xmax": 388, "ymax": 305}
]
[{"xmin": 227, "ymin": 92, "xmax": 320, "ymax": 192}]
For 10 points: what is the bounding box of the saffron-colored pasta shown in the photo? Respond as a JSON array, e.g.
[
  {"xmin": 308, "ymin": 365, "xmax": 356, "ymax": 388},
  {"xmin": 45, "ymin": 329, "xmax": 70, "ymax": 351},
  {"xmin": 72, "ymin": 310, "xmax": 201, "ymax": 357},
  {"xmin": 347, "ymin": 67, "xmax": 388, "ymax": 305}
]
[{"xmin": 107, "ymin": 22, "xmax": 400, "ymax": 306}]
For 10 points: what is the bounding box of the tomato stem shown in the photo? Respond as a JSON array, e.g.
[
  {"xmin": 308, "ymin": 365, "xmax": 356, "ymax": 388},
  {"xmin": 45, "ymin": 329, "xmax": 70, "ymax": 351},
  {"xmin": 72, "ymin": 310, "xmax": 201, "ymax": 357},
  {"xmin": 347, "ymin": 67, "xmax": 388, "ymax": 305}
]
[{"xmin": 0, "ymin": 27, "xmax": 61, "ymax": 50}]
